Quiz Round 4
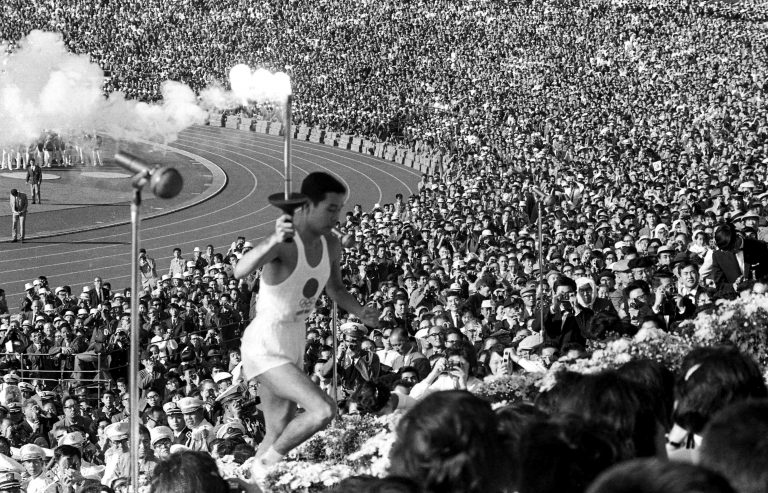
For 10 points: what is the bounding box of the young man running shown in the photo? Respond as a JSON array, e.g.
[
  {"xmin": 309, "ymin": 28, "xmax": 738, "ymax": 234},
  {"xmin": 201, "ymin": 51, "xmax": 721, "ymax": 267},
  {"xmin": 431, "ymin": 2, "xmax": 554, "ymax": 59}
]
[{"xmin": 235, "ymin": 172, "xmax": 379, "ymax": 476}]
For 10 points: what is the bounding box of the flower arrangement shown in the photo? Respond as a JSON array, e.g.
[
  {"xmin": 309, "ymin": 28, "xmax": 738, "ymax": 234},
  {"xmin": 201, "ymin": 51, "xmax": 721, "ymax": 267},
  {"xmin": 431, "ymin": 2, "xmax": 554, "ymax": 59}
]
[
  {"xmin": 289, "ymin": 413, "xmax": 384, "ymax": 463},
  {"xmin": 262, "ymin": 413, "xmax": 401, "ymax": 492},
  {"xmin": 682, "ymin": 295, "xmax": 768, "ymax": 367},
  {"xmin": 472, "ymin": 373, "xmax": 541, "ymax": 404}
]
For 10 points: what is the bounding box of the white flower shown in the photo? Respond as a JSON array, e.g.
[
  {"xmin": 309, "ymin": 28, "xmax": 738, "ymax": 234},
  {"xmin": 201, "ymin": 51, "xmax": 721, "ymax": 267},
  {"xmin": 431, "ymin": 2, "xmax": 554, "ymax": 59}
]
[
  {"xmin": 607, "ymin": 338, "xmax": 631, "ymax": 354},
  {"xmin": 634, "ymin": 327, "xmax": 665, "ymax": 342},
  {"xmin": 614, "ymin": 353, "xmax": 632, "ymax": 364}
]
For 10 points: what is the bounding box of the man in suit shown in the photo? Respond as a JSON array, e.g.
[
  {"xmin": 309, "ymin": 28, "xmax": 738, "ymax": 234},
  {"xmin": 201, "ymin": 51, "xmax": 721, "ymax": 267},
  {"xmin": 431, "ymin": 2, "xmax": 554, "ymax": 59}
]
[
  {"xmin": 88, "ymin": 277, "xmax": 111, "ymax": 307},
  {"xmin": 9, "ymin": 188, "xmax": 28, "ymax": 242},
  {"xmin": 26, "ymin": 158, "xmax": 42, "ymax": 204},
  {"xmin": 708, "ymin": 222, "xmax": 768, "ymax": 298}
]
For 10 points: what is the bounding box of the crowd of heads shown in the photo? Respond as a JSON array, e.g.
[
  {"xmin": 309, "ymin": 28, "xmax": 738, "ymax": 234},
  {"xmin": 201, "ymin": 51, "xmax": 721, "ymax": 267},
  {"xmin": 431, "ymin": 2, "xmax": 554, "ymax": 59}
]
[{"xmin": 3, "ymin": 0, "xmax": 768, "ymax": 491}]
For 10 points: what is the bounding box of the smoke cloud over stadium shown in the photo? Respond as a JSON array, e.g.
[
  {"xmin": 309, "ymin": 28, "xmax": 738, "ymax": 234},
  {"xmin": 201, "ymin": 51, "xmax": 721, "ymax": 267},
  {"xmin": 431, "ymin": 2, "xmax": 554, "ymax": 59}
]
[
  {"xmin": 0, "ymin": 30, "xmax": 207, "ymax": 146},
  {"xmin": 199, "ymin": 64, "xmax": 292, "ymax": 109}
]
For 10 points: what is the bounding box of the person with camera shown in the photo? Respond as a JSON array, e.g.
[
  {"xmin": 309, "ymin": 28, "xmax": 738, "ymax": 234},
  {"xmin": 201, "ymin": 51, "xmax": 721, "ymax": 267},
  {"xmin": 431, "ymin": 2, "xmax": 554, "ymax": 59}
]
[
  {"xmin": 320, "ymin": 325, "xmax": 380, "ymax": 398},
  {"xmin": 409, "ymin": 346, "xmax": 481, "ymax": 400},
  {"xmin": 621, "ymin": 281, "xmax": 659, "ymax": 330},
  {"xmin": 532, "ymin": 276, "xmax": 588, "ymax": 352}
]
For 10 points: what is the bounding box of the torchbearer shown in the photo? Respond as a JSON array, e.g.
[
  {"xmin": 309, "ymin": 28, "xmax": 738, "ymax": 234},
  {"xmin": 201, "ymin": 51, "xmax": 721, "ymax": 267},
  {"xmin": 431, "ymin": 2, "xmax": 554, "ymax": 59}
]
[{"xmin": 236, "ymin": 156, "xmax": 379, "ymax": 478}]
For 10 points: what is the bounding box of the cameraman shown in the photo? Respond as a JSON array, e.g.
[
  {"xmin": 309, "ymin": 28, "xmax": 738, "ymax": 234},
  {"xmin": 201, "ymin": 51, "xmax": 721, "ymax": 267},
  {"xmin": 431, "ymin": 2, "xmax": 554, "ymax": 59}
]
[
  {"xmin": 532, "ymin": 276, "xmax": 588, "ymax": 351},
  {"xmin": 139, "ymin": 248, "xmax": 159, "ymax": 289}
]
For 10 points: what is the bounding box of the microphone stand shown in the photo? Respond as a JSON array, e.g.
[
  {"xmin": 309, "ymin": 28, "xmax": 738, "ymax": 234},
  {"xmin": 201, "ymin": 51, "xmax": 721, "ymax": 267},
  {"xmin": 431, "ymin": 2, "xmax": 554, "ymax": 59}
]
[{"xmin": 129, "ymin": 172, "xmax": 147, "ymax": 493}]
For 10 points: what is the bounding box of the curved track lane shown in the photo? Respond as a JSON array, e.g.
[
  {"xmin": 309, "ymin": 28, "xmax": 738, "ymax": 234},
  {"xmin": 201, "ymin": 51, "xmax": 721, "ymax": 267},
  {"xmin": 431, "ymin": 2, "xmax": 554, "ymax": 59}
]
[{"xmin": 0, "ymin": 126, "xmax": 420, "ymax": 301}]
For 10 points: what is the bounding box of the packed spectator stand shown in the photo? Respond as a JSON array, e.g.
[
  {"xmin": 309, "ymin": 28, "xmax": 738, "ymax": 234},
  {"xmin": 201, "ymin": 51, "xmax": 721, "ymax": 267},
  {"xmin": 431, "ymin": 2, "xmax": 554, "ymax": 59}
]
[{"xmin": 4, "ymin": 0, "xmax": 768, "ymax": 491}]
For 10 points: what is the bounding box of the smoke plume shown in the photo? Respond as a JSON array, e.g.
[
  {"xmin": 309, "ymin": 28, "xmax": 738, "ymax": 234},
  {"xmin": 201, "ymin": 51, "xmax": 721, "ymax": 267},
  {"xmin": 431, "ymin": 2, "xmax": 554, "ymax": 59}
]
[{"xmin": 0, "ymin": 30, "xmax": 208, "ymax": 147}]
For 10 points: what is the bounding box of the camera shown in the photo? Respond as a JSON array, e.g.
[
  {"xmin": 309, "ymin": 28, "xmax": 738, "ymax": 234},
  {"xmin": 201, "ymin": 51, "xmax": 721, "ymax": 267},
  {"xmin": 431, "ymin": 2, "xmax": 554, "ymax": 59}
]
[{"xmin": 443, "ymin": 360, "xmax": 460, "ymax": 372}]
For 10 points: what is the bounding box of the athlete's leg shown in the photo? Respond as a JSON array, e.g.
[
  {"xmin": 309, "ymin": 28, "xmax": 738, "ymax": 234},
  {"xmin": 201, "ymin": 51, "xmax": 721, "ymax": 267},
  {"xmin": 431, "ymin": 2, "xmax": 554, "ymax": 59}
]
[
  {"xmin": 256, "ymin": 363, "xmax": 335, "ymax": 456},
  {"xmin": 255, "ymin": 383, "xmax": 295, "ymax": 456}
]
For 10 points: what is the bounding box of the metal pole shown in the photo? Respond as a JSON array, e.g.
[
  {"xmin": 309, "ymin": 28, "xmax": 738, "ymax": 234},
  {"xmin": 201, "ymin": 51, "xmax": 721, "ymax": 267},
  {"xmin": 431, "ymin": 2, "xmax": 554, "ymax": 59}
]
[
  {"xmin": 538, "ymin": 201, "xmax": 544, "ymax": 335},
  {"xmin": 129, "ymin": 188, "xmax": 141, "ymax": 493},
  {"xmin": 284, "ymin": 95, "xmax": 293, "ymax": 199},
  {"xmin": 331, "ymin": 302, "xmax": 339, "ymax": 402}
]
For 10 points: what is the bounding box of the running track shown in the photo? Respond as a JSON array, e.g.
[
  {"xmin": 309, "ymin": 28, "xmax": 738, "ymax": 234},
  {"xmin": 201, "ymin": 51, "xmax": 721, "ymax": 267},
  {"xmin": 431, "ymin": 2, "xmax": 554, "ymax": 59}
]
[{"xmin": 0, "ymin": 126, "xmax": 420, "ymax": 302}]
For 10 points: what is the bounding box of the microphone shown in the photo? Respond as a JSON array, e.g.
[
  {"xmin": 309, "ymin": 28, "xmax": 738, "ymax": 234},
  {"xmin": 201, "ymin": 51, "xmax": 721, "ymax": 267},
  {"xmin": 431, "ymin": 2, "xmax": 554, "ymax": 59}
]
[
  {"xmin": 115, "ymin": 151, "xmax": 183, "ymax": 199},
  {"xmin": 331, "ymin": 227, "xmax": 356, "ymax": 248}
]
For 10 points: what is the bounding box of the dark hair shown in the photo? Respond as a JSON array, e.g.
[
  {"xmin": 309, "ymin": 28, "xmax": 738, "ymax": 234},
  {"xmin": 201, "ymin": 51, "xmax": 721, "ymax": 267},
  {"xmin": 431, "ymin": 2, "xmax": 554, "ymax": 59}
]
[
  {"xmin": 328, "ymin": 475, "xmax": 420, "ymax": 493},
  {"xmin": 674, "ymin": 347, "xmax": 767, "ymax": 434},
  {"xmin": 617, "ymin": 359, "xmax": 675, "ymax": 430},
  {"xmin": 537, "ymin": 370, "xmax": 659, "ymax": 459},
  {"xmin": 714, "ymin": 223, "xmax": 738, "ymax": 251},
  {"xmin": 209, "ymin": 438, "xmax": 235, "ymax": 457},
  {"xmin": 624, "ymin": 280, "xmax": 651, "ymax": 298},
  {"xmin": 75, "ymin": 479, "xmax": 112, "ymax": 493},
  {"xmin": 553, "ymin": 276, "xmax": 577, "ymax": 293},
  {"xmin": 231, "ymin": 443, "xmax": 256, "ymax": 465},
  {"xmin": 700, "ymin": 399, "xmax": 768, "ymax": 493},
  {"xmin": 587, "ymin": 458, "xmax": 735, "ymax": 493},
  {"xmin": 444, "ymin": 346, "xmax": 477, "ymax": 374},
  {"xmin": 351, "ymin": 381, "xmax": 391, "ymax": 414},
  {"xmin": 149, "ymin": 451, "xmax": 228, "ymax": 493},
  {"xmin": 54, "ymin": 444, "xmax": 82, "ymax": 463},
  {"xmin": 0, "ymin": 437, "xmax": 10, "ymax": 456},
  {"xmin": 389, "ymin": 391, "xmax": 504, "ymax": 493},
  {"xmin": 495, "ymin": 403, "xmax": 549, "ymax": 489},
  {"xmin": 300, "ymin": 172, "xmax": 346, "ymax": 205},
  {"xmin": 517, "ymin": 416, "xmax": 623, "ymax": 493}
]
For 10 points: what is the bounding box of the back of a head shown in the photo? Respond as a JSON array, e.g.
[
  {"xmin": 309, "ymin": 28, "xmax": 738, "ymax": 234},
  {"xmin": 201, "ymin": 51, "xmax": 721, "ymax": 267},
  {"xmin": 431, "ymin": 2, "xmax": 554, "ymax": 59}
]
[
  {"xmin": 389, "ymin": 390, "xmax": 505, "ymax": 493},
  {"xmin": 617, "ymin": 359, "xmax": 675, "ymax": 430},
  {"xmin": 301, "ymin": 172, "xmax": 346, "ymax": 205},
  {"xmin": 714, "ymin": 223, "xmax": 737, "ymax": 251},
  {"xmin": 495, "ymin": 403, "xmax": 550, "ymax": 489},
  {"xmin": 700, "ymin": 399, "xmax": 768, "ymax": 493},
  {"xmin": 675, "ymin": 347, "xmax": 767, "ymax": 435},
  {"xmin": 75, "ymin": 479, "xmax": 110, "ymax": 493},
  {"xmin": 517, "ymin": 416, "xmax": 622, "ymax": 493},
  {"xmin": 330, "ymin": 475, "xmax": 420, "ymax": 493},
  {"xmin": 351, "ymin": 381, "xmax": 391, "ymax": 414},
  {"xmin": 149, "ymin": 451, "xmax": 228, "ymax": 493},
  {"xmin": 539, "ymin": 370, "xmax": 659, "ymax": 459},
  {"xmin": 587, "ymin": 458, "xmax": 735, "ymax": 493}
]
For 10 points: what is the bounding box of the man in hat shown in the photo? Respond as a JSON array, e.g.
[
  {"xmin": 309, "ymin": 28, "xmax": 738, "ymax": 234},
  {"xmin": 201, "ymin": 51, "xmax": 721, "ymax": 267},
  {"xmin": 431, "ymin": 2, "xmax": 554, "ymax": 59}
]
[
  {"xmin": 162, "ymin": 401, "xmax": 190, "ymax": 446},
  {"xmin": 212, "ymin": 371, "xmax": 233, "ymax": 392},
  {"xmin": 321, "ymin": 324, "xmax": 380, "ymax": 397},
  {"xmin": 149, "ymin": 426, "xmax": 173, "ymax": 460},
  {"xmin": 178, "ymin": 397, "xmax": 213, "ymax": 451},
  {"xmin": 9, "ymin": 189, "xmax": 28, "ymax": 243},
  {"xmin": 101, "ymin": 422, "xmax": 130, "ymax": 487},
  {"xmin": 7, "ymin": 401, "xmax": 49, "ymax": 449},
  {"xmin": 19, "ymin": 443, "xmax": 46, "ymax": 493},
  {"xmin": 234, "ymin": 172, "xmax": 379, "ymax": 473},
  {"xmin": 0, "ymin": 453, "xmax": 23, "ymax": 493}
]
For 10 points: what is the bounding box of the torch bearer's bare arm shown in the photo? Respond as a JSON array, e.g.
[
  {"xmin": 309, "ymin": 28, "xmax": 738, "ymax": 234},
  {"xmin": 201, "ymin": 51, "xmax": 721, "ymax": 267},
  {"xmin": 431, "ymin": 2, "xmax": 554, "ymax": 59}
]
[{"xmin": 234, "ymin": 214, "xmax": 295, "ymax": 279}]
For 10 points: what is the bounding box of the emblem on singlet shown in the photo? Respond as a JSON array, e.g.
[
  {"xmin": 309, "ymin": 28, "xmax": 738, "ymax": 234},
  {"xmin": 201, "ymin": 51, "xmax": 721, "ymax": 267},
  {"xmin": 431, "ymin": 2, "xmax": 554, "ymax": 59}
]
[{"xmin": 296, "ymin": 278, "xmax": 320, "ymax": 318}]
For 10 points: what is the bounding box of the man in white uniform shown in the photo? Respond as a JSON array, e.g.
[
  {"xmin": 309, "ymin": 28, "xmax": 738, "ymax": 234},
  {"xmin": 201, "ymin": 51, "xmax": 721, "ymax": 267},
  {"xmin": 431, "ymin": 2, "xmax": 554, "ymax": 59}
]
[{"xmin": 235, "ymin": 172, "xmax": 379, "ymax": 475}]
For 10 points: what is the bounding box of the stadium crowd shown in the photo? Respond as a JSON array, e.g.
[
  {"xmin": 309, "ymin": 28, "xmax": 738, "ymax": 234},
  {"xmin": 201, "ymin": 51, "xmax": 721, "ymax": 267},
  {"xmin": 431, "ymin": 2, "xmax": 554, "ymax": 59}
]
[{"xmin": 3, "ymin": 0, "xmax": 768, "ymax": 491}]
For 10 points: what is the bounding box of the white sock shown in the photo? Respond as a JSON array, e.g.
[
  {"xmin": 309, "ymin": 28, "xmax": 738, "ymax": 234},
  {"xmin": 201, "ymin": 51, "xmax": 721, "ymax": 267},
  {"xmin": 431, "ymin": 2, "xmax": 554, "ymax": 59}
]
[{"xmin": 259, "ymin": 447, "xmax": 284, "ymax": 466}]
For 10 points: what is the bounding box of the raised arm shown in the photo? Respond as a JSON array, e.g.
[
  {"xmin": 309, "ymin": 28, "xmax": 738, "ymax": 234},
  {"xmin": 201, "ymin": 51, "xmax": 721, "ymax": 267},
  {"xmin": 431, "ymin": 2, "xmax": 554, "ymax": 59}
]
[{"xmin": 234, "ymin": 215, "xmax": 292, "ymax": 279}]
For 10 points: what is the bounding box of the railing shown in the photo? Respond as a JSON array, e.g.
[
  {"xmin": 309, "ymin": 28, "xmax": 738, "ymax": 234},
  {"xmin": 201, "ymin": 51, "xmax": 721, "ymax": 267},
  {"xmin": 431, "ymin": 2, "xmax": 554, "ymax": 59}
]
[
  {"xmin": 0, "ymin": 320, "xmax": 246, "ymax": 403},
  {"xmin": 0, "ymin": 351, "xmax": 116, "ymax": 404}
]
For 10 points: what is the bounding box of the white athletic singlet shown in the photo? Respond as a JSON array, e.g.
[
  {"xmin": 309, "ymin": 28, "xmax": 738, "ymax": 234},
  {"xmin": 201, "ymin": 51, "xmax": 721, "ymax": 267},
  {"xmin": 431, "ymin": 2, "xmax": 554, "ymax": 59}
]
[{"xmin": 241, "ymin": 233, "xmax": 330, "ymax": 377}]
